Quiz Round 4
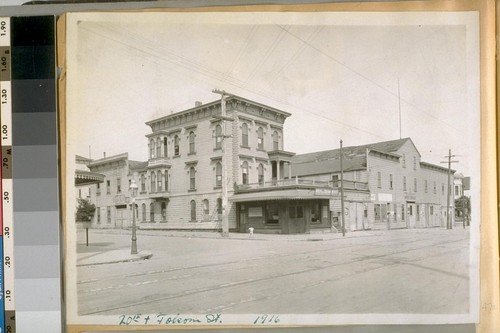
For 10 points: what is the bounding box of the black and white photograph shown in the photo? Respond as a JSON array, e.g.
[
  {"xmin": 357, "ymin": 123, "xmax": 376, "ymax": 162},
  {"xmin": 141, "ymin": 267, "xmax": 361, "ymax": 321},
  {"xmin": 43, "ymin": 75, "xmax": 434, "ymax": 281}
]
[{"xmin": 64, "ymin": 10, "xmax": 480, "ymax": 327}]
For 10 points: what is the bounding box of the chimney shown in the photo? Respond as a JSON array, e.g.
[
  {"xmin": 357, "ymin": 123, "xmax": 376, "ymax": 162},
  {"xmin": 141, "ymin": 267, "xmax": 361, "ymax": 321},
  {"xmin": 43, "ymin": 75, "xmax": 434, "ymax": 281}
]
[
  {"xmin": 195, "ymin": 101, "xmax": 202, "ymax": 107},
  {"xmin": 103, "ymin": 152, "xmax": 106, "ymax": 158}
]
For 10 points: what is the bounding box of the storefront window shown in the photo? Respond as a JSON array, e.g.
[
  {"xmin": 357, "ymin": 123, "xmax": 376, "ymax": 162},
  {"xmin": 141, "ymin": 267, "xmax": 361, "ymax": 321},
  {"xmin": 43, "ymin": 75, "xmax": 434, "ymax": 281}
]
[
  {"xmin": 311, "ymin": 203, "xmax": 321, "ymax": 223},
  {"xmin": 266, "ymin": 203, "xmax": 279, "ymax": 224}
]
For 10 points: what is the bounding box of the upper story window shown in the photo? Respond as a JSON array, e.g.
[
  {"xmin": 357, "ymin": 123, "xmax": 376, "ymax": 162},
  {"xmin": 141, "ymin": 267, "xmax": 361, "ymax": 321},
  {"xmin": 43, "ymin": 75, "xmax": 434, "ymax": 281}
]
[
  {"xmin": 257, "ymin": 127, "xmax": 264, "ymax": 149},
  {"xmin": 242, "ymin": 161, "xmax": 249, "ymax": 185},
  {"xmin": 96, "ymin": 182, "xmax": 101, "ymax": 195},
  {"xmin": 157, "ymin": 170, "xmax": 163, "ymax": 192},
  {"xmin": 402, "ymin": 153, "xmax": 406, "ymax": 168},
  {"xmin": 156, "ymin": 137, "xmax": 161, "ymax": 158},
  {"xmin": 258, "ymin": 163, "xmax": 264, "ymax": 185},
  {"xmin": 215, "ymin": 162, "xmax": 222, "ymax": 187},
  {"xmin": 272, "ymin": 130, "xmax": 279, "ymax": 150},
  {"xmin": 215, "ymin": 124, "xmax": 222, "ymax": 149},
  {"xmin": 403, "ymin": 176, "xmax": 407, "ymax": 191},
  {"xmin": 389, "ymin": 174, "xmax": 393, "ymax": 189},
  {"xmin": 106, "ymin": 180, "xmax": 111, "ymax": 194},
  {"xmin": 377, "ymin": 172, "xmax": 381, "ymax": 188},
  {"xmin": 117, "ymin": 177, "xmax": 121, "ymax": 193},
  {"xmin": 414, "ymin": 178, "xmax": 417, "ymax": 192},
  {"xmin": 151, "ymin": 172, "xmax": 156, "ymax": 192},
  {"xmin": 150, "ymin": 139, "xmax": 155, "ymax": 159},
  {"xmin": 433, "ymin": 181, "xmax": 437, "ymax": 194},
  {"xmin": 189, "ymin": 166, "xmax": 196, "ymax": 190},
  {"xmin": 241, "ymin": 123, "xmax": 249, "ymax": 147},
  {"xmin": 424, "ymin": 180, "xmax": 428, "ymax": 193},
  {"xmin": 141, "ymin": 174, "xmax": 146, "ymax": 192},
  {"xmin": 174, "ymin": 135, "xmax": 180, "ymax": 156},
  {"xmin": 189, "ymin": 131, "xmax": 196, "ymax": 154},
  {"xmin": 164, "ymin": 170, "xmax": 169, "ymax": 192},
  {"xmin": 164, "ymin": 137, "xmax": 168, "ymax": 157},
  {"xmin": 413, "ymin": 156, "xmax": 417, "ymax": 170}
]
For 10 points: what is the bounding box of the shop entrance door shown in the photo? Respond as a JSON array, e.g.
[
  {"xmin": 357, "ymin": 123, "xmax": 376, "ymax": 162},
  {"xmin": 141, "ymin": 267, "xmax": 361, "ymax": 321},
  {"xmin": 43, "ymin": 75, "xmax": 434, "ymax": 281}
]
[{"xmin": 288, "ymin": 205, "xmax": 305, "ymax": 234}]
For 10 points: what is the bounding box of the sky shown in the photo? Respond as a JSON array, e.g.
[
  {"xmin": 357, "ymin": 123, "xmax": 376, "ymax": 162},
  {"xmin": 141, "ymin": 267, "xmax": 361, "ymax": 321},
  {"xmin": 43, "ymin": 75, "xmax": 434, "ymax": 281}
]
[{"xmin": 68, "ymin": 11, "xmax": 479, "ymax": 176}]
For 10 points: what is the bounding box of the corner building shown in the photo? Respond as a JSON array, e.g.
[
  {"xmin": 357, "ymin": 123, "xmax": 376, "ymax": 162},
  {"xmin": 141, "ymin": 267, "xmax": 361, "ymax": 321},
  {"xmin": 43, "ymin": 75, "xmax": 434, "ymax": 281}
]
[{"xmin": 132, "ymin": 95, "xmax": 297, "ymax": 231}]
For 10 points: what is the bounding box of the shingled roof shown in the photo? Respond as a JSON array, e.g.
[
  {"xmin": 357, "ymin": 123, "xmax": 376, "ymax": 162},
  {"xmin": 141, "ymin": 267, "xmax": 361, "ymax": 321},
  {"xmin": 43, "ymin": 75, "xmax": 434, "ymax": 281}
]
[{"xmin": 291, "ymin": 138, "xmax": 414, "ymax": 177}]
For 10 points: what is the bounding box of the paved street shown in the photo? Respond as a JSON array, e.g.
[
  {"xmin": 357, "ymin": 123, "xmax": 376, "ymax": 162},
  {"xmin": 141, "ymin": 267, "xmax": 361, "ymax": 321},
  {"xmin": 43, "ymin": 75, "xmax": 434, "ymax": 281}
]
[{"xmin": 76, "ymin": 227, "xmax": 471, "ymax": 316}]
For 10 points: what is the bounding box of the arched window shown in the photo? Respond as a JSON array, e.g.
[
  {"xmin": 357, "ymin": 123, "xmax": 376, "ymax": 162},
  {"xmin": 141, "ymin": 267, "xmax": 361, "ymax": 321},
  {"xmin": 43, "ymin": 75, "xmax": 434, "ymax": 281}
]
[
  {"xmin": 189, "ymin": 131, "xmax": 195, "ymax": 154},
  {"xmin": 156, "ymin": 137, "xmax": 161, "ymax": 158},
  {"xmin": 150, "ymin": 202, "xmax": 155, "ymax": 222},
  {"xmin": 141, "ymin": 203, "xmax": 146, "ymax": 222},
  {"xmin": 164, "ymin": 170, "xmax": 168, "ymax": 192},
  {"xmin": 190, "ymin": 200, "xmax": 196, "ymax": 221},
  {"xmin": 242, "ymin": 161, "xmax": 249, "ymax": 185},
  {"xmin": 273, "ymin": 131, "xmax": 279, "ymax": 150},
  {"xmin": 151, "ymin": 172, "xmax": 156, "ymax": 192},
  {"xmin": 203, "ymin": 199, "xmax": 209, "ymax": 217},
  {"xmin": 174, "ymin": 135, "xmax": 180, "ymax": 156},
  {"xmin": 161, "ymin": 202, "xmax": 166, "ymax": 221},
  {"xmin": 150, "ymin": 139, "xmax": 155, "ymax": 158},
  {"xmin": 258, "ymin": 163, "xmax": 264, "ymax": 185},
  {"xmin": 157, "ymin": 170, "xmax": 162, "ymax": 192},
  {"xmin": 164, "ymin": 137, "xmax": 168, "ymax": 157},
  {"xmin": 140, "ymin": 174, "xmax": 145, "ymax": 192},
  {"xmin": 215, "ymin": 124, "xmax": 222, "ymax": 149},
  {"xmin": 257, "ymin": 127, "xmax": 264, "ymax": 149},
  {"xmin": 216, "ymin": 162, "xmax": 222, "ymax": 187},
  {"xmin": 189, "ymin": 166, "xmax": 196, "ymax": 190},
  {"xmin": 241, "ymin": 123, "xmax": 249, "ymax": 146}
]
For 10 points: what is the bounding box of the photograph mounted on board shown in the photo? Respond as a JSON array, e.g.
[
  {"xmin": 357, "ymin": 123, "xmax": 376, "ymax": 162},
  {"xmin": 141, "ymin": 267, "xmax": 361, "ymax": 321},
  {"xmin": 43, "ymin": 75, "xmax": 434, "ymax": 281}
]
[{"xmin": 63, "ymin": 10, "xmax": 481, "ymax": 327}]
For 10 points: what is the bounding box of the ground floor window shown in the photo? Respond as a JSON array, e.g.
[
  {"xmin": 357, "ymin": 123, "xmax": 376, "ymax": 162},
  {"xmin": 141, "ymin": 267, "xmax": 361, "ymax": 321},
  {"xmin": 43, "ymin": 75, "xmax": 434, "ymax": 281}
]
[
  {"xmin": 430, "ymin": 205, "xmax": 434, "ymax": 215},
  {"xmin": 106, "ymin": 207, "xmax": 111, "ymax": 224},
  {"xmin": 142, "ymin": 203, "xmax": 146, "ymax": 222},
  {"xmin": 402, "ymin": 205, "xmax": 405, "ymax": 221},
  {"xmin": 97, "ymin": 208, "xmax": 101, "ymax": 224},
  {"xmin": 190, "ymin": 200, "xmax": 197, "ymax": 221},
  {"xmin": 150, "ymin": 203, "xmax": 155, "ymax": 222},
  {"xmin": 266, "ymin": 203, "xmax": 279, "ymax": 224},
  {"xmin": 161, "ymin": 202, "xmax": 167, "ymax": 221}
]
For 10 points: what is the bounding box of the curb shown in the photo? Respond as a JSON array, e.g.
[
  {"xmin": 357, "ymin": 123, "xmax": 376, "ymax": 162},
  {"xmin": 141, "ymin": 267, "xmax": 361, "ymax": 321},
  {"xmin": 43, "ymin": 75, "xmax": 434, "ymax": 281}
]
[{"xmin": 77, "ymin": 251, "xmax": 153, "ymax": 267}]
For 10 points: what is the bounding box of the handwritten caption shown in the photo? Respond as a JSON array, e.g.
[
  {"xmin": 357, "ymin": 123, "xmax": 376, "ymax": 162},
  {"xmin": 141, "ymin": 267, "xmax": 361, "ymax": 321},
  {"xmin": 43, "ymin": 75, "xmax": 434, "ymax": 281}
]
[{"xmin": 118, "ymin": 313, "xmax": 280, "ymax": 326}]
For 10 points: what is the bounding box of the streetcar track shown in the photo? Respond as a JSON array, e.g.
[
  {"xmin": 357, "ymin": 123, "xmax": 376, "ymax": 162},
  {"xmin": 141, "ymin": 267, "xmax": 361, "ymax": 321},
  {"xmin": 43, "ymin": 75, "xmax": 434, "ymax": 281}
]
[
  {"xmin": 77, "ymin": 232, "xmax": 466, "ymax": 286},
  {"xmin": 79, "ymin": 237, "xmax": 467, "ymax": 315}
]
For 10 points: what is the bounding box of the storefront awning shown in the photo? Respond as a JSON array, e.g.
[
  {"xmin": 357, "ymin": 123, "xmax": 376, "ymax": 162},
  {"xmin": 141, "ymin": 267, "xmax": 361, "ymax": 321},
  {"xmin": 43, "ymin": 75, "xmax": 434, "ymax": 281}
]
[
  {"xmin": 230, "ymin": 187, "xmax": 337, "ymax": 202},
  {"xmin": 75, "ymin": 170, "xmax": 105, "ymax": 185}
]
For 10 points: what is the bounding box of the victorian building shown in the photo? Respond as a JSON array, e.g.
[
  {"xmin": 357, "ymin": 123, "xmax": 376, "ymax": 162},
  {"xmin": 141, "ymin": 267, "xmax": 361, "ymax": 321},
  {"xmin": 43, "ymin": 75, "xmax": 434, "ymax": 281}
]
[{"xmin": 82, "ymin": 95, "xmax": 456, "ymax": 233}]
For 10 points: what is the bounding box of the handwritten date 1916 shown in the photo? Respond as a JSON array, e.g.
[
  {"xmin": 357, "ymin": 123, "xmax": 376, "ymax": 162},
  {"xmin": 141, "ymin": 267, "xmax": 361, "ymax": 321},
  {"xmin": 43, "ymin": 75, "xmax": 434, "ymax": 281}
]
[{"xmin": 253, "ymin": 314, "xmax": 280, "ymax": 325}]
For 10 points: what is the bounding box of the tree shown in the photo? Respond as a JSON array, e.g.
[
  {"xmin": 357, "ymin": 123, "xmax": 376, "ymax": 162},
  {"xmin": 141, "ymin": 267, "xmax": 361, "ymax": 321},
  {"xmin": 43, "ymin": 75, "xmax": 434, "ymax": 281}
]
[
  {"xmin": 76, "ymin": 198, "xmax": 96, "ymax": 222},
  {"xmin": 455, "ymin": 195, "xmax": 471, "ymax": 219}
]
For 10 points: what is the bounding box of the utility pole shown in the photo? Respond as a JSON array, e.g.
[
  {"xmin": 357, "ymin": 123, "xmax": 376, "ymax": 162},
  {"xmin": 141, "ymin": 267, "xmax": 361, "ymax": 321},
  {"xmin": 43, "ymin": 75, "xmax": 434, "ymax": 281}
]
[
  {"xmin": 441, "ymin": 149, "xmax": 458, "ymax": 229},
  {"xmin": 212, "ymin": 89, "xmax": 234, "ymax": 237},
  {"xmin": 340, "ymin": 140, "xmax": 345, "ymax": 237}
]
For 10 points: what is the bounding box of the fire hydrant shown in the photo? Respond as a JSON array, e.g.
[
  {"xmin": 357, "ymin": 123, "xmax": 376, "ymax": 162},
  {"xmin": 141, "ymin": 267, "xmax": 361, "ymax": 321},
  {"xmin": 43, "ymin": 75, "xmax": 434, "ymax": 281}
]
[{"xmin": 248, "ymin": 227, "xmax": 254, "ymax": 236}]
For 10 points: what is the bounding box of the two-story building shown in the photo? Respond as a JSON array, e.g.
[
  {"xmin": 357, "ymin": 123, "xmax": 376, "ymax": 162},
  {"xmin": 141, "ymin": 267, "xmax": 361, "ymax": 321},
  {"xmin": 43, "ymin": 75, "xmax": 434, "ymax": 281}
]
[{"xmin": 291, "ymin": 138, "xmax": 453, "ymax": 231}]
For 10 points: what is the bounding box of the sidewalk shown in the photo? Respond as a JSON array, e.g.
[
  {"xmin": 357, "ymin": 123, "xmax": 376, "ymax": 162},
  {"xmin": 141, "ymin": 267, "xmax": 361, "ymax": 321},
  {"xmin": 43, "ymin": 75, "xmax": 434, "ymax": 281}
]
[{"xmin": 77, "ymin": 245, "xmax": 153, "ymax": 267}]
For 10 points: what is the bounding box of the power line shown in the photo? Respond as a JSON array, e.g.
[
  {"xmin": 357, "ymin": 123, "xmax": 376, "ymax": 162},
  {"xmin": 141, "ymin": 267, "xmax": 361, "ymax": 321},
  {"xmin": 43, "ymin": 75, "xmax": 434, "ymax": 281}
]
[{"xmin": 275, "ymin": 24, "xmax": 462, "ymax": 135}]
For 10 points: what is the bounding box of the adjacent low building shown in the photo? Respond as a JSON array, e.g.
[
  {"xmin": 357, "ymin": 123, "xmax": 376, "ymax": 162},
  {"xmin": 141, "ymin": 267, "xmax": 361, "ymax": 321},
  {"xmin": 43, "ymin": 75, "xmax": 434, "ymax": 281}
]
[{"xmin": 81, "ymin": 95, "xmax": 457, "ymax": 233}]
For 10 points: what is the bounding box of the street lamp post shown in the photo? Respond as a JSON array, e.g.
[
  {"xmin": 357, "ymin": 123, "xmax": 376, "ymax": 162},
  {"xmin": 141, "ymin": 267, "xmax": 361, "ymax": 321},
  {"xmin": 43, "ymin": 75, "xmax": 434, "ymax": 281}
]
[{"xmin": 130, "ymin": 179, "xmax": 138, "ymax": 254}]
